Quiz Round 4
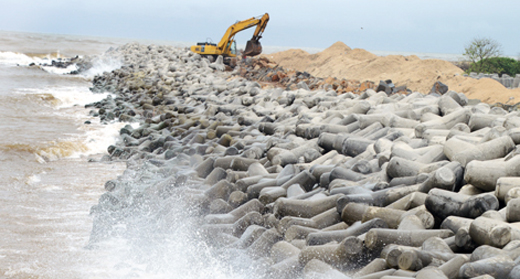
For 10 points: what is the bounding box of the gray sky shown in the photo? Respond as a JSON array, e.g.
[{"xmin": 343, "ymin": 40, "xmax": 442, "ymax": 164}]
[{"xmin": 1, "ymin": 0, "xmax": 519, "ymax": 55}]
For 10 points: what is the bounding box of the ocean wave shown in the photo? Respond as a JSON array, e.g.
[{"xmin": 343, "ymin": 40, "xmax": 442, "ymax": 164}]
[
  {"xmin": 1, "ymin": 140, "xmax": 88, "ymax": 162},
  {"xmin": 0, "ymin": 50, "xmax": 122, "ymax": 77},
  {"xmin": 0, "ymin": 51, "xmax": 48, "ymax": 66},
  {"xmin": 0, "ymin": 121, "xmax": 123, "ymax": 161},
  {"xmin": 80, "ymin": 53, "xmax": 122, "ymax": 79},
  {"xmin": 40, "ymin": 63, "xmax": 79, "ymax": 75},
  {"xmin": 3, "ymin": 85, "xmax": 122, "ymax": 161},
  {"xmin": 79, "ymin": 121, "xmax": 127, "ymax": 156},
  {"xmin": 15, "ymin": 86, "xmax": 112, "ymax": 109},
  {"xmin": 25, "ymin": 173, "xmax": 42, "ymax": 186},
  {"xmin": 36, "ymin": 52, "xmax": 123, "ymax": 77}
]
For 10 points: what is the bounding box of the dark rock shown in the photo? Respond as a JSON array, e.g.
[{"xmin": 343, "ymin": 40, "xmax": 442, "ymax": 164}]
[
  {"xmin": 376, "ymin": 79, "xmax": 394, "ymax": 95},
  {"xmin": 431, "ymin": 81, "xmax": 449, "ymax": 95}
]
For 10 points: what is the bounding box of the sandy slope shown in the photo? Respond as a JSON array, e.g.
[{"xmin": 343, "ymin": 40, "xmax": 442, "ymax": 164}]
[{"xmin": 265, "ymin": 42, "xmax": 520, "ymax": 104}]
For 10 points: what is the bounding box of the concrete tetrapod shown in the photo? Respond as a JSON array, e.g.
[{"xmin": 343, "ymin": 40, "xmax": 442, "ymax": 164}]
[
  {"xmin": 459, "ymin": 255, "xmax": 515, "ymax": 279},
  {"xmin": 495, "ymin": 177, "xmax": 520, "ymax": 203},
  {"xmin": 303, "ymin": 259, "xmax": 351, "ymax": 279},
  {"xmin": 424, "ymin": 188, "xmax": 499, "ymax": 221},
  {"xmin": 276, "ymin": 207, "xmax": 341, "ymax": 234},
  {"xmin": 469, "ymin": 216, "xmax": 512, "ymax": 248},
  {"xmin": 273, "ymin": 194, "xmax": 341, "ymax": 219},
  {"xmin": 397, "ymin": 237, "xmax": 456, "ymax": 271},
  {"xmin": 444, "ymin": 135, "xmax": 515, "ymax": 167},
  {"xmin": 306, "ymin": 218, "xmax": 388, "ymax": 246},
  {"xmin": 414, "ymin": 107, "xmax": 472, "ymax": 138},
  {"xmin": 464, "ymin": 155, "xmax": 520, "ymax": 192},
  {"xmin": 299, "ymin": 236, "xmax": 371, "ymax": 269},
  {"xmin": 364, "ymin": 228, "xmax": 454, "ymax": 250},
  {"xmin": 204, "ymin": 198, "xmax": 264, "ymax": 224},
  {"xmin": 352, "ymin": 258, "xmax": 388, "ymax": 278}
]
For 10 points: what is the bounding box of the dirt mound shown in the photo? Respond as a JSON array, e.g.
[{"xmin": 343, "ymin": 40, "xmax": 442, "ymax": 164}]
[
  {"xmin": 347, "ymin": 48, "xmax": 378, "ymax": 61},
  {"xmin": 237, "ymin": 56, "xmax": 380, "ymax": 95},
  {"xmin": 265, "ymin": 42, "xmax": 520, "ymax": 104},
  {"xmin": 443, "ymin": 75, "xmax": 520, "ymax": 104},
  {"xmin": 266, "ymin": 48, "xmax": 310, "ymax": 69}
]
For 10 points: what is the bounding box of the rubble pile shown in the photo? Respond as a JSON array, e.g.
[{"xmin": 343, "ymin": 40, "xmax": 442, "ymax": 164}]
[{"xmin": 237, "ymin": 56, "xmax": 410, "ymax": 95}]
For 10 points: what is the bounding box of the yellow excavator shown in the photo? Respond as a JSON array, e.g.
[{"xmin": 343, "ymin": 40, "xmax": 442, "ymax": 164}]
[{"xmin": 190, "ymin": 13, "xmax": 269, "ymax": 62}]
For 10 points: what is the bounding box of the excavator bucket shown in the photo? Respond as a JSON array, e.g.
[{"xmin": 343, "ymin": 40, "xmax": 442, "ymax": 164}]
[{"xmin": 244, "ymin": 39, "xmax": 263, "ymax": 56}]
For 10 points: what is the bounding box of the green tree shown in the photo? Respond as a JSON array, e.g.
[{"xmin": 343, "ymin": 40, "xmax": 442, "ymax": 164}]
[
  {"xmin": 466, "ymin": 57, "xmax": 520, "ymax": 76},
  {"xmin": 463, "ymin": 37, "xmax": 502, "ymax": 73}
]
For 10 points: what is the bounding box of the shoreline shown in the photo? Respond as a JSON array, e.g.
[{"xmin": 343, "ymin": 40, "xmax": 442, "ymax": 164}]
[{"xmin": 84, "ymin": 42, "xmax": 520, "ymax": 278}]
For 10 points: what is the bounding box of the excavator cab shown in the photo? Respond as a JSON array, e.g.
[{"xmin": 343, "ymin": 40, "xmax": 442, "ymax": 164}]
[
  {"xmin": 228, "ymin": 41, "xmax": 237, "ymax": 56},
  {"xmin": 244, "ymin": 38, "xmax": 262, "ymax": 56}
]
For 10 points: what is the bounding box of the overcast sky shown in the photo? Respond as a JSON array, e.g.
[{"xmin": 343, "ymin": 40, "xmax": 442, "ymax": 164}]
[{"xmin": 1, "ymin": 0, "xmax": 519, "ymax": 55}]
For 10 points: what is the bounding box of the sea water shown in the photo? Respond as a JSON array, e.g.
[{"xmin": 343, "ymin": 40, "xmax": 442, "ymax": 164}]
[
  {"xmin": 0, "ymin": 30, "xmax": 268, "ymax": 279},
  {"xmin": 0, "ymin": 30, "xmax": 129, "ymax": 278}
]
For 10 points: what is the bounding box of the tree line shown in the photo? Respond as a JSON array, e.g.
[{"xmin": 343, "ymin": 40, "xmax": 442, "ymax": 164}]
[{"xmin": 463, "ymin": 37, "xmax": 520, "ymax": 77}]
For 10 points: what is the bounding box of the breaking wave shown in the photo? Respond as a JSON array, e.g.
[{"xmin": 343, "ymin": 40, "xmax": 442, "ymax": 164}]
[
  {"xmin": 0, "ymin": 51, "xmax": 59, "ymax": 66},
  {"xmin": 0, "ymin": 50, "xmax": 123, "ymax": 77},
  {"xmin": 80, "ymin": 53, "xmax": 123, "ymax": 79},
  {"xmin": 15, "ymin": 86, "xmax": 112, "ymax": 109},
  {"xmin": 85, "ymin": 156, "xmax": 267, "ymax": 279},
  {"xmin": 1, "ymin": 140, "xmax": 88, "ymax": 162}
]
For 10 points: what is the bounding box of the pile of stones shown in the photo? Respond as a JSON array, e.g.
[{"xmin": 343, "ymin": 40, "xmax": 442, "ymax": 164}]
[
  {"xmin": 28, "ymin": 55, "xmax": 96, "ymax": 74},
  {"xmin": 237, "ymin": 56, "xmax": 409, "ymax": 95},
  {"xmin": 87, "ymin": 43, "xmax": 520, "ymax": 279}
]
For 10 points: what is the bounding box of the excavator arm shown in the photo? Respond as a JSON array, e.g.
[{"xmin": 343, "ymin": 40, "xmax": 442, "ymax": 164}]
[
  {"xmin": 245, "ymin": 13, "xmax": 269, "ymax": 56},
  {"xmin": 190, "ymin": 13, "xmax": 269, "ymax": 58},
  {"xmin": 218, "ymin": 13, "xmax": 269, "ymax": 56}
]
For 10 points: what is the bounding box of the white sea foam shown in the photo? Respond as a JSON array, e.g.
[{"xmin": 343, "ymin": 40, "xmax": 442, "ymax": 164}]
[
  {"xmin": 24, "ymin": 118, "xmax": 123, "ymax": 161},
  {"xmin": 12, "ymin": 85, "xmax": 123, "ymax": 159},
  {"xmin": 78, "ymin": 121, "xmax": 126, "ymax": 157},
  {"xmin": 50, "ymin": 87, "xmax": 111, "ymax": 109},
  {"xmin": 80, "ymin": 53, "xmax": 123, "ymax": 79},
  {"xmin": 15, "ymin": 86, "xmax": 112, "ymax": 109},
  {"xmin": 81, "ymin": 170, "xmax": 266, "ymax": 279},
  {"xmin": 0, "ymin": 50, "xmax": 122, "ymax": 77},
  {"xmin": 40, "ymin": 51, "xmax": 123, "ymax": 78},
  {"xmin": 25, "ymin": 174, "xmax": 41, "ymax": 185},
  {"xmin": 0, "ymin": 51, "xmax": 46, "ymax": 66},
  {"xmin": 41, "ymin": 63, "xmax": 79, "ymax": 75}
]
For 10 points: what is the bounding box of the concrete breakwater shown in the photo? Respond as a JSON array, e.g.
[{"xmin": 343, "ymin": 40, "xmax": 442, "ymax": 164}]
[
  {"xmin": 465, "ymin": 72, "xmax": 520, "ymax": 89},
  {"xmin": 86, "ymin": 42, "xmax": 520, "ymax": 278}
]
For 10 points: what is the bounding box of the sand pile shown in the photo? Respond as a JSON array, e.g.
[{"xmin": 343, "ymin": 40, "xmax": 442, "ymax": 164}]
[
  {"xmin": 266, "ymin": 42, "xmax": 520, "ymax": 104},
  {"xmin": 444, "ymin": 75, "xmax": 520, "ymax": 104}
]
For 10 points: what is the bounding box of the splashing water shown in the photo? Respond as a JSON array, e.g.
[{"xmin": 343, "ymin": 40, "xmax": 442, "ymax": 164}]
[
  {"xmin": 87, "ymin": 157, "xmax": 268, "ymax": 279},
  {"xmin": 0, "ymin": 51, "xmax": 54, "ymax": 66},
  {"xmin": 0, "ymin": 30, "xmax": 274, "ymax": 279},
  {"xmin": 0, "ymin": 49, "xmax": 123, "ymax": 77},
  {"xmin": 80, "ymin": 52, "xmax": 123, "ymax": 79}
]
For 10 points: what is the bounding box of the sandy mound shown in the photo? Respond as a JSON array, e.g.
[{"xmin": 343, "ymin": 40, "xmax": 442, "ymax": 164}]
[
  {"xmin": 268, "ymin": 48, "xmax": 310, "ymax": 67},
  {"xmin": 443, "ymin": 75, "xmax": 520, "ymax": 104},
  {"xmin": 265, "ymin": 42, "xmax": 520, "ymax": 104}
]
